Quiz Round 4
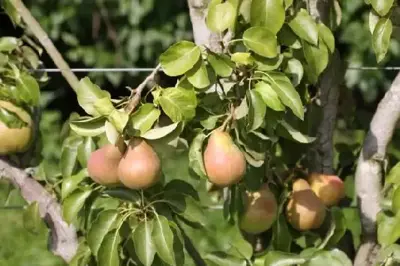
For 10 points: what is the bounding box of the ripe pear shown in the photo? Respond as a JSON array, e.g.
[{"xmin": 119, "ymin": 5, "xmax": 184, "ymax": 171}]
[
  {"xmin": 0, "ymin": 100, "xmax": 33, "ymax": 154},
  {"xmin": 308, "ymin": 173, "xmax": 345, "ymax": 206},
  {"xmin": 286, "ymin": 179, "xmax": 326, "ymax": 231},
  {"xmin": 240, "ymin": 184, "xmax": 278, "ymax": 234},
  {"xmin": 87, "ymin": 139, "xmax": 126, "ymax": 186},
  {"xmin": 118, "ymin": 138, "xmax": 161, "ymax": 189},
  {"xmin": 203, "ymin": 129, "xmax": 246, "ymax": 187}
]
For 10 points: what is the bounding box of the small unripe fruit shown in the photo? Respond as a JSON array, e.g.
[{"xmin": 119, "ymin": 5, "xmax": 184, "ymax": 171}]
[
  {"xmin": 203, "ymin": 129, "xmax": 246, "ymax": 187},
  {"xmin": 286, "ymin": 179, "xmax": 326, "ymax": 231},
  {"xmin": 118, "ymin": 138, "xmax": 161, "ymax": 189},
  {"xmin": 0, "ymin": 100, "xmax": 32, "ymax": 154},
  {"xmin": 240, "ymin": 184, "xmax": 278, "ymax": 234},
  {"xmin": 87, "ymin": 139, "xmax": 126, "ymax": 186},
  {"xmin": 308, "ymin": 173, "xmax": 345, "ymax": 206}
]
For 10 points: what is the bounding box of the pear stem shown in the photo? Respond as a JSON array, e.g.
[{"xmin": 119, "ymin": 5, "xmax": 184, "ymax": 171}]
[{"xmin": 220, "ymin": 104, "xmax": 236, "ymax": 131}]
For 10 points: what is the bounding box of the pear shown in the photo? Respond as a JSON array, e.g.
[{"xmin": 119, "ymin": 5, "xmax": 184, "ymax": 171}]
[
  {"xmin": 286, "ymin": 179, "xmax": 326, "ymax": 231},
  {"xmin": 308, "ymin": 173, "xmax": 345, "ymax": 206},
  {"xmin": 87, "ymin": 139, "xmax": 126, "ymax": 186},
  {"xmin": 240, "ymin": 184, "xmax": 278, "ymax": 234},
  {"xmin": 203, "ymin": 129, "xmax": 246, "ymax": 187},
  {"xmin": 0, "ymin": 100, "xmax": 33, "ymax": 154},
  {"xmin": 118, "ymin": 138, "xmax": 161, "ymax": 189}
]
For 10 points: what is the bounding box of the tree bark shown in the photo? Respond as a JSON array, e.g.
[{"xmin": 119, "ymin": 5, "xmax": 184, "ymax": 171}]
[
  {"xmin": 187, "ymin": 0, "xmax": 223, "ymax": 53},
  {"xmin": 0, "ymin": 159, "xmax": 78, "ymax": 262},
  {"xmin": 354, "ymin": 72, "xmax": 400, "ymax": 266},
  {"xmin": 307, "ymin": 0, "xmax": 342, "ymax": 175}
]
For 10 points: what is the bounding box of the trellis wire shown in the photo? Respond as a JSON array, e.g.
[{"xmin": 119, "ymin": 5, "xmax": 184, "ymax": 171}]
[{"xmin": 30, "ymin": 66, "xmax": 400, "ymax": 73}]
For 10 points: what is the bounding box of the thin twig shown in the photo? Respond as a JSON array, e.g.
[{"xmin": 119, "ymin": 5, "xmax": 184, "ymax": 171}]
[
  {"xmin": 124, "ymin": 64, "xmax": 161, "ymax": 114},
  {"xmin": 11, "ymin": 0, "xmax": 80, "ymax": 92}
]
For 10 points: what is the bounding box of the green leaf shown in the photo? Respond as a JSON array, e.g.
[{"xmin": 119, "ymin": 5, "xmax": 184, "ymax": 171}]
[
  {"xmin": 304, "ymin": 249, "xmax": 352, "ymax": 266},
  {"xmin": 261, "ymin": 251, "xmax": 306, "ymax": 266},
  {"xmin": 141, "ymin": 122, "xmax": 180, "ymax": 140},
  {"xmin": 254, "ymin": 54, "xmax": 283, "ymax": 71},
  {"xmin": 153, "ymin": 215, "xmax": 176, "ymax": 265},
  {"xmin": 208, "ymin": 53, "xmax": 234, "ymax": 77},
  {"xmin": 108, "ymin": 109, "xmax": 129, "ymax": 133},
  {"xmin": 189, "ymin": 132, "xmax": 208, "ymax": 178},
  {"xmin": 77, "ymin": 77, "xmax": 111, "ymax": 117},
  {"xmin": 204, "ymin": 252, "xmax": 247, "ymax": 266},
  {"xmin": 288, "ymin": 9, "xmax": 318, "ymax": 45},
  {"xmin": 0, "ymin": 107, "xmax": 28, "ymax": 128},
  {"xmin": 277, "ymin": 120, "xmax": 316, "ymax": 143},
  {"xmin": 385, "ymin": 162, "xmax": 400, "ymax": 185},
  {"xmin": 369, "ymin": 10, "xmax": 380, "ymax": 34},
  {"xmin": 16, "ymin": 74, "xmax": 40, "ymax": 106},
  {"xmin": 159, "ymin": 41, "xmax": 201, "ymax": 77},
  {"xmin": 371, "ymin": 0, "xmax": 395, "ymax": 16},
  {"xmin": 69, "ymin": 116, "xmax": 106, "ymax": 137},
  {"xmin": 98, "ymin": 230, "xmax": 121, "ymax": 266},
  {"xmin": 271, "ymin": 215, "xmax": 292, "ymax": 252},
  {"xmin": 278, "ymin": 25, "xmax": 302, "ymax": 49},
  {"xmin": 94, "ymin": 97, "xmax": 116, "ymax": 116},
  {"xmin": 372, "ymin": 17, "xmax": 393, "ymax": 63},
  {"xmin": 392, "ymin": 186, "xmax": 400, "ymax": 213},
  {"xmin": 206, "ymin": 0, "xmax": 236, "ymax": 33},
  {"xmin": 23, "ymin": 201, "xmax": 41, "ymax": 234},
  {"xmin": 303, "ymin": 40, "xmax": 329, "ymax": 79},
  {"xmin": 164, "ymin": 180, "xmax": 200, "ymax": 201},
  {"xmin": 200, "ymin": 115, "xmax": 223, "ymax": 130},
  {"xmin": 167, "ymin": 193, "xmax": 207, "ymax": 226},
  {"xmin": 250, "ymin": 0, "xmax": 285, "ymax": 34},
  {"xmin": 0, "ymin": 37, "xmax": 18, "ymax": 52},
  {"xmin": 61, "ymin": 136, "xmax": 83, "ymax": 178},
  {"xmin": 128, "ymin": 104, "xmax": 161, "ymax": 135},
  {"xmin": 159, "ymin": 87, "xmax": 197, "ymax": 122},
  {"xmin": 378, "ymin": 212, "xmax": 400, "ymax": 246},
  {"xmin": 266, "ymin": 73, "xmax": 304, "ymax": 120},
  {"xmin": 69, "ymin": 239, "xmax": 91, "ymax": 266},
  {"xmin": 284, "ymin": 58, "xmax": 304, "ymax": 87},
  {"xmin": 133, "ymin": 219, "xmax": 156, "ymax": 266},
  {"xmin": 1, "ymin": 0, "xmax": 21, "ymax": 25},
  {"xmin": 62, "ymin": 189, "xmax": 92, "ymax": 224},
  {"xmin": 88, "ymin": 210, "xmax": 120, "ymax": 257},
  {"xmin": 61, "ymin": 168, "xmax": 89, "ymax": 200},
  {"xmin": 253, "ymin": 81, "xmax": 285, "ymax": 111},
  {"xmin": 231, "ymin": 52, "xmax": 255, "ymax": 65},
  {"xmin": 243, "ymin": 27, "xmax": 278, "ymax": 58},
  {"xmin": 77, "ymin": 137, "xmax": 96, "ymax": 167},
  {"xmin": 103, "ymin": 188, "xmax": 141, "ymax": 203},
  {"xmin": 186, "ymin": 59, "xmax": 212, "ymax": 89},
  {"xmin": 326, "ymin": 208, "xmax": 347, "ymax": 247},
  {"xmin": 318, "ymin": 23, "xmax": 335, "ymax": 53},
  {"xmin": 247, "ymin": 90, "xmax": 266, "ymax": 131}
]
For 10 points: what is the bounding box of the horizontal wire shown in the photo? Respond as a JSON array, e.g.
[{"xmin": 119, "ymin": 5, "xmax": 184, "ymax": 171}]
[{"xmin": 30, "ymin": 66, "xmax": 400, "ymax": 73}]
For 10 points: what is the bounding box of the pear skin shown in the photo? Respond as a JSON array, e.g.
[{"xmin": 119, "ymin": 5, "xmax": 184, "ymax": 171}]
[
  {"xmin": 286, "ymin": 179, "xmax": 326, "ymax": 231},
  {"xmin": 203, "ymin": 129, "xmax": 246, "ymax": 187},
  {"xmin": 240, "ymin": 184, "xmax": 278, "ymax": 234},
  {"xmin": 308, "ymin": 173, "xmax": 345, "ymax": 206},
  {"xmin": 0, "ymin": 100, "xmax": 33, "ymax": 154},
  {"xmin": 118, "ymin": 138, "xmax": 161, "ymax": 189},
  {"xmin": 87, "ymin": 139, "xmax": 126, "ymax": 186}
]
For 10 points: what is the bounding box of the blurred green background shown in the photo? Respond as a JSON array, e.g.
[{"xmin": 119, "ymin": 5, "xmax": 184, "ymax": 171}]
[{"xmin": 0, "ymin": 0, "xmax": 399, "ymax": 264}]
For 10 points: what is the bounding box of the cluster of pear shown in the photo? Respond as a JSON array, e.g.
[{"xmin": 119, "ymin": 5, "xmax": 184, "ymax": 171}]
[
  {"xmin": 286, "ymin": 173, "xmax": 345, "ymax": 231},
  {"xmin": 87, "ymin": 137, "xmax": 161, "ymax": 189},
  {"xmin": 0, "ymin": 101, "xmax": 33, "ymax": 155}
]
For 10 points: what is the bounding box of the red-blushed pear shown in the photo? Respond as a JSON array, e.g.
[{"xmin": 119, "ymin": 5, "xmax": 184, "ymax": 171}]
[
  {"xmin": 286, "ymin": 179, "xmax": 326, "ymax": 231},
  {"xmin": 0, "ymin": 100, "xmax": 33, "ymax": 154},
  {"xmin": 240, "ymin": 184, "xmax": 278, "ymax": 234},
  {"xmin": 203, "ymin": 129, "xmax": 246, "ymax": 187},
  {"xmin": 308, "ymin": 172, "xmax": 345, "ymax": 206},
  {"xmin": 118, "ymin": 138, "xmax": 161, "ymax": 189},
  {"xmin": 87, "ymin": 138, "xmax": 126, "ymax": 186}
]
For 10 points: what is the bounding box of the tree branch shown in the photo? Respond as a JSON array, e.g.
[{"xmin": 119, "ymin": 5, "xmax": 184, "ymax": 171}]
[
  {"xmin": 187, "ymin": 0, "xmax": 223, "ymax": 53},
  {"xmin": 0, "ymin": 158, "xmax": 78, "ymax": 262},
  {"xmin": 307, "ymin": 0, "xmax": 343, "ymax": 175},
  {"xmin": 125, "ymin": 64, "xmax": 161, "ymax": 114},
  {"xmin": 11, "ymin": 0, "xmax": 80, "ymax": 92},
  {"xmin": 354, "ymin": 72, "xmax": 400, "ymax": 266}
]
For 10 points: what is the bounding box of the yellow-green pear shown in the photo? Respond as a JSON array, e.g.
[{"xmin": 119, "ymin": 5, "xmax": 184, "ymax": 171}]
[
  {"xmin": 203, "ymin": 129, "xmax": 246, "ymax": 187},
  {"xmin": 118, "ymin": 138, "xmax": 161, "ymax": 189}
]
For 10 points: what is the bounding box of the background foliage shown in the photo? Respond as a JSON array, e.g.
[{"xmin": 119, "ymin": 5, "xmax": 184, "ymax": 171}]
[{"xmin": 0, "ymin": 0, "xmax": 399, "ymax": 265}]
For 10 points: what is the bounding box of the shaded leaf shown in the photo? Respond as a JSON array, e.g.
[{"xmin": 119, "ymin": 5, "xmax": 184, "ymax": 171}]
[
  {"xmin": 23, "ymin": 201, "xmax": 41, "ymax": 234},
  {"xmin": 208, "ymin": 53, "xmax": 234, "ymax": 77},
  {"xmin": 98, "ymin": 230, "xmax": 121, "ymax": 266},
  {"xmin": 254, "ymin": 81, "xmax": 285, "ymax": 111},
  {"xmin": 62, "ymin": 189, "xmax": 92, "ymax": 224},
  {"xmin": 189, "ymin": 132, "xmax": 208, "ymax": 178},
  {"xmin": 247, "ymin": 89, "xmax": 266, "ymax": 131},
  {"xmin": 69, "ymin": 116, "xmax": 106, "ymax": 137},
  {"xmin": 153, "ymin": 215, "xmax": 176, "ymax": 265},
  {"xmin": 61, "ymin": 168, "xmax": 89, "ymax": 200},
  {"xmin": 133, "ymin": 219, "xmax": 156, "ymax": 266},
  {"xmin": 372, "ymin": 17, "xmax": 393, "ymax": 63}
]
